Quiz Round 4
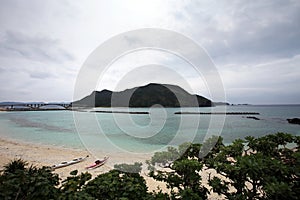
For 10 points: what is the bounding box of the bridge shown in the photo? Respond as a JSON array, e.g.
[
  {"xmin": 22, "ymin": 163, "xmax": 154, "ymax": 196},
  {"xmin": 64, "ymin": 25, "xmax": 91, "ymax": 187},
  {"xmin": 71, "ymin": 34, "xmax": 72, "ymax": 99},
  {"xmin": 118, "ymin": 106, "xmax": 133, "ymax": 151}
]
[{"xmin": 0, "ymin": 103, "xmax": 72, "ymax": 111}]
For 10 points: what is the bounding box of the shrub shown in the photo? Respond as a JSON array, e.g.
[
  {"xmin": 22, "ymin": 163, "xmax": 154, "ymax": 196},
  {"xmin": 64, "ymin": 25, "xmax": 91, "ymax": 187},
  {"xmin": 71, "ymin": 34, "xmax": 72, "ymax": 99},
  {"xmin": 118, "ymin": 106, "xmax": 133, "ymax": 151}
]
[{"xmin": 0, "ymin": 159, "xmax": 59, "ymax": 199}]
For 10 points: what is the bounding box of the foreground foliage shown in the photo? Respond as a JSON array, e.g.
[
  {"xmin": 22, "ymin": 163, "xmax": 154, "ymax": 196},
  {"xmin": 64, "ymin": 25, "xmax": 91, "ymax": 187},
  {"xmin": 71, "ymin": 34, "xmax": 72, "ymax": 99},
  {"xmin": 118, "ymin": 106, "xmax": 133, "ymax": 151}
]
[
  {"xmin": 148, "ymin": 132, "xmax": 300, "ymax": 200},
  {"xmin": 0, "ymin": 159, "xmax": 60, "ymax": 199},
  {"xmin": 0, "ymin": 132, "xmax": 299, "ymax": 199}
]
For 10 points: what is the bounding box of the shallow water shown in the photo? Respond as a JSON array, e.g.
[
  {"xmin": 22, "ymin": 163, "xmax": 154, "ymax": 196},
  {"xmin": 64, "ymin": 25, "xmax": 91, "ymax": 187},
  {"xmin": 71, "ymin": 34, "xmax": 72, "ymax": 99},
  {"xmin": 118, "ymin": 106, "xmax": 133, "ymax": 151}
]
[{"xmin": 0, "ymin": 105, "xmax": 299, "ymax": 155}]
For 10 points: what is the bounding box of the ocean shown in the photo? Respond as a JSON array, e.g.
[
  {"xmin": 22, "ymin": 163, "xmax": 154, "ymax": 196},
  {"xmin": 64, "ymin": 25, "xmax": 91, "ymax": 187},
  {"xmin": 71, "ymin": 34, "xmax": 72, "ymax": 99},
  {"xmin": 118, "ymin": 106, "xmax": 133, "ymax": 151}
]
[{"xmin": 0, "ymin": 105, "xmax": 299, "ymax": 155}]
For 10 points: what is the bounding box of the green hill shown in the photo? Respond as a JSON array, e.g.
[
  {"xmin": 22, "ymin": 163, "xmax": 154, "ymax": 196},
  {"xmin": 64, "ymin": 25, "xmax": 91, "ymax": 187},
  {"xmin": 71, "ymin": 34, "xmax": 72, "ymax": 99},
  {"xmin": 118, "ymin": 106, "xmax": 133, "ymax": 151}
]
[{"xmin": 73, "ymin": 83, "xmax": 213, "ymax": 107}]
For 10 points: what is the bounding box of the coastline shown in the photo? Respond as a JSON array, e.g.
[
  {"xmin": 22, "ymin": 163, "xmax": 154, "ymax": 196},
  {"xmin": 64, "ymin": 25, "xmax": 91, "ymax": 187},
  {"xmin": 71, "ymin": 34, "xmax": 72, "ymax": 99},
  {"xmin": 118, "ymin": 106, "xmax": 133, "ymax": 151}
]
[
  {"xmin": 0, "ymin": 136, "xmax": 225, "ymax": 199},
  {"xmin": 0, "ymin": 136, "xmax": 169, "ymax": 193}
]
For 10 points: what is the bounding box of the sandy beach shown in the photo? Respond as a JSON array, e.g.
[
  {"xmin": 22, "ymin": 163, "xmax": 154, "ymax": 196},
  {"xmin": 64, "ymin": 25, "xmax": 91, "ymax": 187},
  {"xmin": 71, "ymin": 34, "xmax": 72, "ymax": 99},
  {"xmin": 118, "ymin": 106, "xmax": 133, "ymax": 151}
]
[
  {"xmin": 0, "ymin": 136, "xmax": 224, "ymax": 199},
  {"xmin": 0, "ymin": 136, "xmax": 169, "ymax": 192}
]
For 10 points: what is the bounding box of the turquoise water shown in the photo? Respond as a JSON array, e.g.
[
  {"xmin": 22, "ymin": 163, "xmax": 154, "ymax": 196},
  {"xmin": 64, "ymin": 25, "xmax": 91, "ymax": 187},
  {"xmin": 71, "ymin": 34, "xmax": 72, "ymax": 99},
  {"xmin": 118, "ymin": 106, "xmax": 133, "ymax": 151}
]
[{"xmin": 0, "ymin": 105, "xmax": 299, "ymax": 154}]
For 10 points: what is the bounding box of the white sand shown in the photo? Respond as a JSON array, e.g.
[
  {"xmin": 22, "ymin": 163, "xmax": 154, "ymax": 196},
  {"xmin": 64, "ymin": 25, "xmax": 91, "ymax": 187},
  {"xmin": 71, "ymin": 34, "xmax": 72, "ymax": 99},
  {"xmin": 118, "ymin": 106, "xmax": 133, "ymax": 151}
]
[
  {"xmin": 0, "ymin": 137, "xmax": 168, "ymax": 192},
  {"xmin": 0, "ymin": 137, "xmax": 225, "ymax": 199}
]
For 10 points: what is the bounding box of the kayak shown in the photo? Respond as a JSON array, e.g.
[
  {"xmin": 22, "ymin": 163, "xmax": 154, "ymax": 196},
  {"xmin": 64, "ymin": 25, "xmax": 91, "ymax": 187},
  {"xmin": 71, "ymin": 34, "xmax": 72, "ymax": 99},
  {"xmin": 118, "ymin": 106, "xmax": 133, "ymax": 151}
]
[
  {"xmin": 86, "ymin": 157, "xmax": 109, "ymax": 169},
  {"xmin": 51, "ymin": 155, "xmax": 89, "ymax": 170}
]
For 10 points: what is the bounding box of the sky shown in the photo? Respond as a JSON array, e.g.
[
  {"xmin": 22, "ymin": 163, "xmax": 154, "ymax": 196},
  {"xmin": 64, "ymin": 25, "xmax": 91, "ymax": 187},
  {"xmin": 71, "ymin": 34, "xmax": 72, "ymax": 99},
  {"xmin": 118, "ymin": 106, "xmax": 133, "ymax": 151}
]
[{"xmin": 0, "ymin": 0, "xmax": 299, "ymax": 104}]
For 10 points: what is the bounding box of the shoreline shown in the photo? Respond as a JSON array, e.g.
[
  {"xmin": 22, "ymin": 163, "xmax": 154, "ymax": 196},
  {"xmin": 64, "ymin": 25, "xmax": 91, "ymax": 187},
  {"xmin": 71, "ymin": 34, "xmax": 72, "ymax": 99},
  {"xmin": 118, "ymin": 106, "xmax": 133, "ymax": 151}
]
[
  {"xmin": 0, "ymin": 136, "xmax": 224, "ymax": 199},
  {"xmin": 0, "ymin": 136, "xmax": 170, "ymax": 193},
  {"xmin": 0, "ymin": 135, "xmax": 154, "ymax": 172},
  {"xmin": 0, "ymin": 136, "xmax": 225, "ymax": 199}
]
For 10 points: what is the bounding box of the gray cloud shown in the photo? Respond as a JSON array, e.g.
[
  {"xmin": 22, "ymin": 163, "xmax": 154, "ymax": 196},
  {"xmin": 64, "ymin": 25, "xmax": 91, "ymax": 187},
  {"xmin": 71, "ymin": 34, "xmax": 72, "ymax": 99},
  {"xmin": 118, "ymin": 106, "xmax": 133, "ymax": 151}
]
[
  {"xmin": 179, "ymin": 0, "xmax": 300, "ymax": 65},
  {"xmin": 219, "ymin": 54, "xmax": 300, "ymax": 104},
  {"xmin": 29, "ymin": 71, "xmax": 54, "ymax": 80},
  {"xmin": 0, "ymin": 30, "xmax": 74, "ymax": 63},
  {"xmin": 161, "ymin": 0, "xmax": 300, "ymax": 104},
  {"xmin": 0, "ymin": 0, "xmax": 299, "ymax": 104}
]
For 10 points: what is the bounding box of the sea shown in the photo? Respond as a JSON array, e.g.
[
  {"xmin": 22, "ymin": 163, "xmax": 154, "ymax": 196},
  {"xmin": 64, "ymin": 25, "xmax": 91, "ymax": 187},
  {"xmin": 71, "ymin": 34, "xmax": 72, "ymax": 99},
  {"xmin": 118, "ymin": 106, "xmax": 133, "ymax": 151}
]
[{"xmin": 0, "ymin": 105, "xmax": 299, "ymax": 155}]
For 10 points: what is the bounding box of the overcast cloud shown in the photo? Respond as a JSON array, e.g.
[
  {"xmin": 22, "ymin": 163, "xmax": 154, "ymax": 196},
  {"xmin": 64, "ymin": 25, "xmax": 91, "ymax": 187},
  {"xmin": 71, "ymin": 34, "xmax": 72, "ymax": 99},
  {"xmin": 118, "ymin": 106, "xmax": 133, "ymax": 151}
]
[{"xmin": 0, "ymin": 0, "xmax": 299, "ymax": 104}]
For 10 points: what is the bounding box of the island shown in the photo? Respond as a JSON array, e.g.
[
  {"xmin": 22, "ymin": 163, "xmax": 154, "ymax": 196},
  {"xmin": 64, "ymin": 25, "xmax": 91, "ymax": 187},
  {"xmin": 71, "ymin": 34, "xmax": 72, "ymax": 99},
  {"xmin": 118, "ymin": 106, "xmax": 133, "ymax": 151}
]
[{"xmin": 73, "ymin": 83, "xmax": 213, "ymax": 108}]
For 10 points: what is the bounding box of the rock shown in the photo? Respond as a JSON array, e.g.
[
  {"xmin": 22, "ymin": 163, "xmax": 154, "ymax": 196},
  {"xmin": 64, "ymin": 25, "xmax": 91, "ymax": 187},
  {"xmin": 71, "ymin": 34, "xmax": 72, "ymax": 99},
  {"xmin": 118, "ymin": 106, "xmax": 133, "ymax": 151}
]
[
  {"xmin": 287, "ymin": 118, "xmax": 300, "ymax": 125},
  {"xmin": 246, "ymin": 116, "xmax": 260, "ymax": 120}
]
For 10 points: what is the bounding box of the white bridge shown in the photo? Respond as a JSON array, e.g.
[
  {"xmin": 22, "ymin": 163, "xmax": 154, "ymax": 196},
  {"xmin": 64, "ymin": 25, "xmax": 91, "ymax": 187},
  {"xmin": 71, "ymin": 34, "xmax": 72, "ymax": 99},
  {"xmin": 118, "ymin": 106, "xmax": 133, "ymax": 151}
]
[{"xmin": 0, "ymin": 103, "xmax": 72, "ymax": 110}]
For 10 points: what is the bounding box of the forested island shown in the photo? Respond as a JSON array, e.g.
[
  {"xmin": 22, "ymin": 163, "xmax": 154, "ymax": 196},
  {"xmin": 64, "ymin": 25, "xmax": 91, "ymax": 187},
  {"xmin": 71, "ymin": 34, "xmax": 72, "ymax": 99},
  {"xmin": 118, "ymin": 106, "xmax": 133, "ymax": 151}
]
[{"xmin": 73, "ymin": 83, "xmax": 213, "ymax": 108}]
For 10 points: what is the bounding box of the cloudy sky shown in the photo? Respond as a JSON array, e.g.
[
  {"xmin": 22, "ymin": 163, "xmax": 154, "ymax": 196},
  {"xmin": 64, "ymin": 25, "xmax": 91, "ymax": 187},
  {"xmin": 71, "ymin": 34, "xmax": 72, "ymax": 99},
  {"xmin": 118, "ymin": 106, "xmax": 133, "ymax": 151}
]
[{"xmin": 0, "ymin": 0, "xmax": 299, "ymax": 104}]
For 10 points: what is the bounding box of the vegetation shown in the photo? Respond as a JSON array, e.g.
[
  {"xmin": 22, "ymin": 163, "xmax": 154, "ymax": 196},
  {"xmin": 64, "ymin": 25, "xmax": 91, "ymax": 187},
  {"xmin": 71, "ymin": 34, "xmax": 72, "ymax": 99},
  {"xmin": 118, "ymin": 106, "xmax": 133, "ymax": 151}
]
[
  {"xmin": 0, "ymin": 133, "xmax": 299, "ymax": 199},
  {"xmin": 0, "ymin": 159, "xmax": 59, "ymax": 199}
]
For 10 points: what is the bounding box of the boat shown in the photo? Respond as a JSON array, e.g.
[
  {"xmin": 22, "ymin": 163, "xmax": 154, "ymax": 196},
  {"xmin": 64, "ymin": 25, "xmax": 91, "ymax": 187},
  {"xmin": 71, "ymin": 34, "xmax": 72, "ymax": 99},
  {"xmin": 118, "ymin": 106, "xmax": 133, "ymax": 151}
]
[
  {"xmin": 86, "ymin": 157, "xmax": 109, "ymax": 169},
  {"xmin": 51, "ymin": 155, "xmax": 89, "ymax": 170}
]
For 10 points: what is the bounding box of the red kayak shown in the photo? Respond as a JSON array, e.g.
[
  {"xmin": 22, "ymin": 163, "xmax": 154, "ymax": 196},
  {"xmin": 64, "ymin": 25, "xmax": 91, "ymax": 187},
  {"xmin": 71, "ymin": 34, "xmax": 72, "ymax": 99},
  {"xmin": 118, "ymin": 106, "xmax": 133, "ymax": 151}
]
[{"xmin": 86, "ymin": 157, "xmax": 109, "ymax": 169}]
